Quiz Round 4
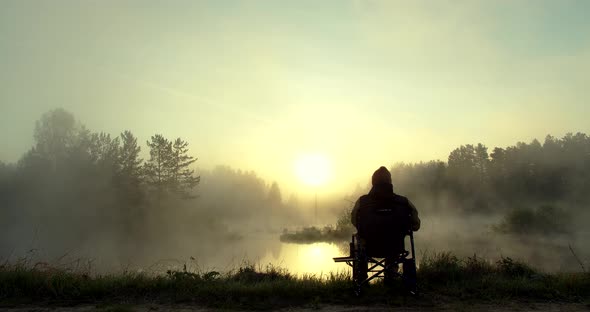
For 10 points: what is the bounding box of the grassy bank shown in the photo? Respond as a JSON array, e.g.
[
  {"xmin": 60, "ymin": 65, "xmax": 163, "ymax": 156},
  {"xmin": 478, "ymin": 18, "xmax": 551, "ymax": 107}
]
[{"xmin": 1, "ymin": 253, "xmax": 588, "ymax": 309}]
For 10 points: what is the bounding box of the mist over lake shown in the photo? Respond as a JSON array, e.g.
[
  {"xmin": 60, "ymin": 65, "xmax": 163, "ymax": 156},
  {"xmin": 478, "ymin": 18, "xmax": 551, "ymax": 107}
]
[
  {"xmin": 1, "ymin": 114, "xmax": 588, "ymax": 274},
  {"xmin": 2, "ymin": 2, "xmax": 590, "ymax": 309}
]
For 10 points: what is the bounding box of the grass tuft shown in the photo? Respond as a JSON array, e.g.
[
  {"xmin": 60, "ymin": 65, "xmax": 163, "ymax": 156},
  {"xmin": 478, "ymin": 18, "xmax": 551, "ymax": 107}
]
[{"xmin": 1, "ymin": 253, "xmax": 588, "ymax": 309}]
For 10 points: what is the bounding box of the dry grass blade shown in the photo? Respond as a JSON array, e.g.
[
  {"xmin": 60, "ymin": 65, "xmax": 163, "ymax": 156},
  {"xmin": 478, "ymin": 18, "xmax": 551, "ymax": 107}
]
[{"xmin": 568, "ymin": 244, "xmax": 586, "ymax": 273}]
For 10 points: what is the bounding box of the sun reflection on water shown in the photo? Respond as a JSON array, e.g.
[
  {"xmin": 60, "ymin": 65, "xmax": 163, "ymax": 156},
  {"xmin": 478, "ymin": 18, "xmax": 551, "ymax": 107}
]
[{"xmin": 261, "ymin": 242, "xmax": 348, "ymax": 277}]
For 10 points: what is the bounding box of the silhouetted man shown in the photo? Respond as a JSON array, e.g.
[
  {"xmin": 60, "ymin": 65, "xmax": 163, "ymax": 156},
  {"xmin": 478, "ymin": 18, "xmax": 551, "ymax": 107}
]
[
  {"xmin": 351, "ymin": 166, "xmax": 420, "ymax": 232},
  {"xmin": 350, "ymin": 166, "xmax": 420, "ymax": 284}
]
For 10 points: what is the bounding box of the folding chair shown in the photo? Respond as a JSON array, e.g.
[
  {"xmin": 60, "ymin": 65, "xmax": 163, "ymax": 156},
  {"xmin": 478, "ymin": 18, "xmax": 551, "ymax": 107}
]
[{"xmin": 334, "ymin": 227, "xmax": 418, "ymax": 295}]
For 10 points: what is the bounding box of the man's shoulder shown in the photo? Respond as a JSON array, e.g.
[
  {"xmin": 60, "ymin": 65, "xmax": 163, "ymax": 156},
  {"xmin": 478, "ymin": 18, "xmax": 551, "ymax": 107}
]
[
  {"xmin": 357, "ymin": 194, "xmax": 370, "ymax": 204},
  {"xmin": 392, "ymin": 193, "xmax": 410, "ymax": 203}
]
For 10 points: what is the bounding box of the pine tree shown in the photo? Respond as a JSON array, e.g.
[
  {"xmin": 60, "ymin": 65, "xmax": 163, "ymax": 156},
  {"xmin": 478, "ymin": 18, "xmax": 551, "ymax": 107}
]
[
  {"xmin": 118, "ymin": 130, "xmax": 144, "ymax": 207},
  {"xmin": 89, "ymin": 132, "xmax": 120, "ymax": 172},
  {"xmin": 144, "ymin": 134, "xmax": 173, "ymax": 194},
  {"xmin": 144, "ymin": 135, "xmax": 199, "ymax": 199},
  {"xmin": 170, "ymin": 138, "xmax": 200, "ymax": 198},
  {"xmin": 119, "ymin": 130, "xmax": 143, "ymax": 184}
]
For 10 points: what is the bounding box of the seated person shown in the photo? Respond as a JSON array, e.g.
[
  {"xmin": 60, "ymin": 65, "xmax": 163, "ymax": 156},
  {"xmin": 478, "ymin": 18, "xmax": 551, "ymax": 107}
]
[{"xmin": 351, "ymin": 166, "xmax": 420, "ymax": 256}]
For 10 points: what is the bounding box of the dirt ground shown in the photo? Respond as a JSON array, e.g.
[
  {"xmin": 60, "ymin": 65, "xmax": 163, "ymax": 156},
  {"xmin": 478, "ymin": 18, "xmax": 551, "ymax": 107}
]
[{"xmin": 1, "ymin": 302, "xmax": 589, "ymax": 312}]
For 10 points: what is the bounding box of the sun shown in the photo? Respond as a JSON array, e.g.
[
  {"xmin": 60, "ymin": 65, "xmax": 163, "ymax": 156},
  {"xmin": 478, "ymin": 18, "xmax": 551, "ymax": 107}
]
[{"xmin": 294, "ymin": 153, "xmax": 332, "ymax": 187}]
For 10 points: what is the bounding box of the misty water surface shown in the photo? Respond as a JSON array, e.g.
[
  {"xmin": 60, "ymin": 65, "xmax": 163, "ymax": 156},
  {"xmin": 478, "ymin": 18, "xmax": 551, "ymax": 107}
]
[{"xmin": 4, "ymin": 213, "xmax": 587, "ymax": 276}]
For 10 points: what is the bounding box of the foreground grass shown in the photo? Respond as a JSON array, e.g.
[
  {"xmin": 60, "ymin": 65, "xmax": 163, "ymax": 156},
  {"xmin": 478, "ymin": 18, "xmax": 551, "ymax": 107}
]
[{"xmin": 1, "ymin": 253, "xmax": 588, "ymax": 309}]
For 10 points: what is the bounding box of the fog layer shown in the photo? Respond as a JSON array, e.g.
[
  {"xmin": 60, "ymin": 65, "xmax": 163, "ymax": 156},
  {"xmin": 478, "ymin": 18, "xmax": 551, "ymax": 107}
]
[{"xmin": 1, "ymin": 109, "xmax": 589, "ymax": 273}]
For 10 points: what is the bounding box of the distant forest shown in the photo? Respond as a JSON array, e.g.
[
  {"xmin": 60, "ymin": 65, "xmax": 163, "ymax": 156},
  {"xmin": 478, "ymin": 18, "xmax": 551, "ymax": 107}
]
[
  {"xmin": 285, "ymin": 132, "xmax": 590, "ymax": 243},
  {"xmin": 1, "ymin": 109, "xmax": 589, "ymax": 262},
  {"xmin": 391, "ymin": 133, "xmax": 590, "ymax": 235},
  {"xmin": 0, "ymin": 109, "xmax": 294, "ymax": 263}
]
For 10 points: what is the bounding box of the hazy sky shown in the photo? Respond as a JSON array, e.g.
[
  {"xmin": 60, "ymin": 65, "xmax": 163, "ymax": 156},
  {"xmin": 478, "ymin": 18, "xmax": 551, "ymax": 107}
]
[{"xmin": 1, "ymin": 0, "xmax": 589, "ymax": 193}]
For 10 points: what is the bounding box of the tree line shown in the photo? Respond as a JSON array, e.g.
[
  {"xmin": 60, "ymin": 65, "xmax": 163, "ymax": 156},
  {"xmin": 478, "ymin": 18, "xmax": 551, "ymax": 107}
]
[
  {"xmin": 0, "ymin": 109, "xmax": 297, "ymax": 265},
  {"xmin": 390, "ymin": 133, "xmax": 590, "ymax": 234},
  {"xmin": 13, "ymin": 108, "xmax": 200, "ymax": 209},
  {"xmin": 1, "ymin": 108, "xmax": 588, "ymax": 261}
]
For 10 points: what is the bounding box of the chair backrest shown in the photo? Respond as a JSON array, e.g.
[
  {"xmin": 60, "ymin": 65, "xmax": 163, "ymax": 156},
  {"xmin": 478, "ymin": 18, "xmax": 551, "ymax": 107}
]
[{"xmin": 357, "ymin": 194, "xmax": 411, "ymax": 258}]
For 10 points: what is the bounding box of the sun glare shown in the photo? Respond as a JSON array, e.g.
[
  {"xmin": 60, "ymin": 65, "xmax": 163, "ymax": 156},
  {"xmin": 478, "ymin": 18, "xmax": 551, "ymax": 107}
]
[{"xmin": 294, "ymin": 153, "xmax": 332, "ymax": 187}]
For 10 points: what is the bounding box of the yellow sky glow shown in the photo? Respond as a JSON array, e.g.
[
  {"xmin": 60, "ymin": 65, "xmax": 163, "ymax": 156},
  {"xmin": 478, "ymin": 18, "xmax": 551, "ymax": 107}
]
[
  {"xmin": 1, "ymin": 1, "xmax": 589, "ymax": 197},
  {"xmin": 294, "ymin": 153, "xmax": 333, "ymax": 187}
]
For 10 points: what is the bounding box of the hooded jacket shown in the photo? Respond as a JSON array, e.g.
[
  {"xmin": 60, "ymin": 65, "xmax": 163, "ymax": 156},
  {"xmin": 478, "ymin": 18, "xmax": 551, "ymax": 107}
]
[{"xmin": 351, "ymin": 183, "xmax": 420, "ymax": 232}]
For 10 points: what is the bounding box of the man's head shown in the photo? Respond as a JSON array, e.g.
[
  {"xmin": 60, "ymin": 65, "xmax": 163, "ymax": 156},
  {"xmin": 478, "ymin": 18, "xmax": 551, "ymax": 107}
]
[{"xmin": 372, "ymin": 166, "xmax": 392, "ymax": 185}]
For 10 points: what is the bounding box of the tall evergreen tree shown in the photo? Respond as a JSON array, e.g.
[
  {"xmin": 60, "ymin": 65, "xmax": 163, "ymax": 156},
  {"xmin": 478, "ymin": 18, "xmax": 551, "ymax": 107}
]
[
  {"xmin": 144, "ymin": 134, "xmax": 173, "ymax": 193},
  {"xmin": 117, "ymin": 130, "xmax": 144, "ymax": 209},
  {"xmin": 119, "ymin": 130, "xmax": 143, "ymax": 184},
  {"xmin": 89, "ymin": 132, "xmax": 120, "ymax": 172},
  {"xmin": 144, "ymin": 135, "xmax": 199, "ymax": 199},
  {"xmin": 170, "ymin": 138, "xmax": 200, "ymax": 197}
]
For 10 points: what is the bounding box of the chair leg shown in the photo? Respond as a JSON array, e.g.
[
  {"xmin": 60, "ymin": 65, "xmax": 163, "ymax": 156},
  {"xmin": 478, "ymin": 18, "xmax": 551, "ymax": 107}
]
[
  {"xmin": 352, "ymin": 241, "xmax": 368, "ymax": 296},
  {"xmin": 353, "ymin": 257, "xmax": 368, "ymax": 286},
  {"xmin": 352, "ymin": 236, "xmax": 367, "ymax": 291},
  {"xmin": 402, "ymin": 258, "xmax": 418, "ymax": 295},
  {"xmin": 383, "ymin": 259, "xmax": 398, "ymax": 286},
  {"xmin": 353, "ymin": 261, "xmax": 367, "ymax": 296}
]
